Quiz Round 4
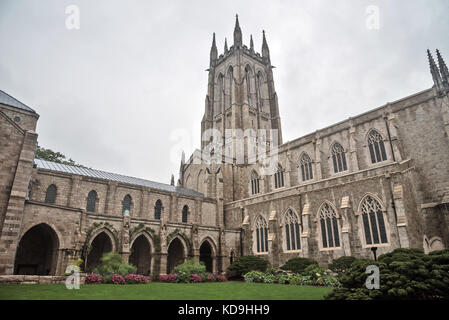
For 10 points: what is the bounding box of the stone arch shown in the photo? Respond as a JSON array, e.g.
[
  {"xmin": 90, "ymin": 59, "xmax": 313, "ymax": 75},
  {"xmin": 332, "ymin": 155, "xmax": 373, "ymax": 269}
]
[
  {"xmin": 85, "ymin": 228, "xmax": 116, "ymax": 272},
  {"xmin": 197, "ymin": 169, "xmax": 205, "ymax": 194},
  {"xmin": 356, "ymin": 193, "xmax": 385, "ymax": 214},
  {"xmin": 14, "ymin": 223, "xmax": 60, "ymax": 275},
  {"xmin": 199, "ymin": 237, "xmax": 217, "ymax": 273},
  {"xmin": 129, "ymin": 232, "xmax": 154, "ymax": 275},
  {"xmin": 167, "ymin": 235, "xmax": 189, "ymax": 274},
  {"xmin": 357, "ymin": 194, "xmax": 389, "ymax": 247},
  {"xmin": 429, "ymin": 236, "xmax": 445, "ymax": 252}
]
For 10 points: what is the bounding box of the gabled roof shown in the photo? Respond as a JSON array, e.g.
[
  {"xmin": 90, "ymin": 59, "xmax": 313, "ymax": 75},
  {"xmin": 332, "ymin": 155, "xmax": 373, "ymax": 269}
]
[
  {"xmin": 34, "ymin": 159, "xmax": 205, "ymax": 198},
  {"xmin": 0, "ymin": 90, "xmax": 36, "ymax": 113}
]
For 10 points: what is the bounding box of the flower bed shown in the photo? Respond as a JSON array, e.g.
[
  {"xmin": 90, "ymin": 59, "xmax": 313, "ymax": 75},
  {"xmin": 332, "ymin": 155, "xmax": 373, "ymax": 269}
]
[
  {"xmin": 160, "ymin": 272, "xmax": 227, "ymax": 283},
  {"xmin": 243, "ymin": 266, "xmax": 341, "ymax": 288}
]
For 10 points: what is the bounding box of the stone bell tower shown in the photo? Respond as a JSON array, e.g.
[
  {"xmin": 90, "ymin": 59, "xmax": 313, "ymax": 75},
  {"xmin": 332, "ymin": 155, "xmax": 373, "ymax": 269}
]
[{"xmin": 200, "ymin": 15, "xmax": 283, "ymax": 164}]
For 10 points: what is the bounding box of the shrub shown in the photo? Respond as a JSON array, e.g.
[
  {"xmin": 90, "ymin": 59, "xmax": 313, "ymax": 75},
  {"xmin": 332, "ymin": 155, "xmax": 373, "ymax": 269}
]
[
  {"xmin": 85, "ymin": 273, "xmax": 102, "ymax": 284},
  {"xmin": 174, "ymin": 259, "xmax": 206, "ymax": 276},
  {"xmin": 243, "ymin": 271, "xmax": 265, "ymax": 283},
  {"xmin": 190, "ymin": 274, "xmax": 203, "ymax": 283},
  {"xmin": 205, "ymin": 273, "xmax": 216, "ymax": 282},
  {"xmin": 216, "ymin": 274, "xmax": 227, "ymax": 282},
  {"xmin": 277, "ymin": 274, "xmax": 290, "ymax": 284},
  {"xmin": 227, "ymin": 256, "xmax": 270, "ymax": 279},
  {"xmin": 325, "ymin": 249, "xmax": 449, "ymax": 300},
  {"xmin": 94, "ymin": 252, "xmax": 137, "ymax": 281},
  {"xmin": 328, "ymin": 256, "xmax": 357, "ymax": 273},
  {"xmin": 280, "ymin": 257, "xmax": 318, "ymax": 274},
  {"xmin": 262, "ymin": 273, "xmax": 276, "ymax": 284},
  {"xmin": 125, "ymin": 274, "xmax": 148, "ymax": 284},
  {"xmin": 160, "ymin": 274, "xmax": 178, "ymax": 283},
  {"xmin": 111, "ymin": 273, "xmax": 125, "ymax": 285}
]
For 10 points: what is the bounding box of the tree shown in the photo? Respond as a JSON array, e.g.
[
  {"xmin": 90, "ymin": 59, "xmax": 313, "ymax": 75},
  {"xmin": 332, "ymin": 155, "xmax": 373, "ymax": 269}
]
[{"xmin": 35, "ymin": 146, "xmax": 86, "ymax": 168}]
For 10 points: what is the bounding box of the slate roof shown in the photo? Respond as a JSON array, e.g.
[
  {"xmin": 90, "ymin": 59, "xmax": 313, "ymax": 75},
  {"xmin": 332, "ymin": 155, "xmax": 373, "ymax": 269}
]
[
  {"xmin": 34, "ymin": 159, "xmax": 205, "ymax": 198},
  {"xmin": 0, "ymin": 90, "xmax": 36, "ymax": 113}
]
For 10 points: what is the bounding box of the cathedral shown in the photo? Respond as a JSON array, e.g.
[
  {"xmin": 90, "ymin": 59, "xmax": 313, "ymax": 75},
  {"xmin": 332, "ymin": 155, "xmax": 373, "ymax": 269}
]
[{"xmin": 0, "ymin": 16, "xmax": 448, "ymax": 279}]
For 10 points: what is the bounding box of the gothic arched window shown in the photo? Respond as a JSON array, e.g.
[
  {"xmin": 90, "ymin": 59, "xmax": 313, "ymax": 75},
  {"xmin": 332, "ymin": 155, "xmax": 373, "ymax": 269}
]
[
  {"xmin": 45, "ymin": 184, "xmax": 57, "ymax": 204},
  {"xmin": 254, "ymin": 215, "xmax": 268, "ymax": 253},
  {"xmin": 216, "ymin": 73, "xmax": 224, "ymax": 115},
  {"xmin": 300, "ymin": 153, "xmax": 313, "ymax": 181},
  {"xmin": 284, "ymin": 209, "xmax": 301, "ymax": 251},
  {"xmin": 319, "ymin": 202, "xmax": 340, "ymax": 248},
  {"xmin": 122, "ymin": 194, "xmax": 132, "ymax": 215},
  {"xmin": 274, "ymin": 164, "xmax": 284, "ymax": 189},
  {"xmin": 360, "ymin": 195, "xmax": 388, "ymax": 245},
  {"xmin": 331, "ymin": 142, "xmax": 348, "ymax": 173},
  {"xmin": 86, "ymin": 190, "xmax": 97, "ymax": 213},
  {"xmin": 257, "ymin": 71, "xmax": 264, "ymax": 111},
  {"xmin": 227, "ymin": 66, "xmax": 233, "ymax": 109},
  {"xmin": 182, "ymin": 205, "xmax": 189, "ymax": 223},
  {"xmin": 368, "ymin": 130, "xmax": 387, "ymax": 164},
  {"xmin": 154, "ymin": 199, "xmax": 162, "ymax": 220},
  {"xmin": 250, "ymin": 170, "xmax": 260, "ymax": 195},
  {"xmin": 245, "ymin": 65, "xmax": 253, "ymax": 107}
]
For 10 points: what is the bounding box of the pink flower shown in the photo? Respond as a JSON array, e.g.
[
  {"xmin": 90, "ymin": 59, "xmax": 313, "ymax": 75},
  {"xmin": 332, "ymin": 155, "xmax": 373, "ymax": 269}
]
[
  {"xmin": 111, "ymin": 274, "xmax": 125, "ymax": 284},
  {"xmin": 85, "ymin": 273, "xmax": 102, "ymax": 284}
]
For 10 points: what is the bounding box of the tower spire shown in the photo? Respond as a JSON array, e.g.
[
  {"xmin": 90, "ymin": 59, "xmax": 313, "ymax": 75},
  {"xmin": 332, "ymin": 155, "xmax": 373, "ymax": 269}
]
[
  {"xmin": 262, "ymin": 30, "xmax": 270, "ymax": 60},
  {"xmin": 428, "ymin": 49, "xmax": 444, "ymax": 93},
  {"xmin": 233, "ymin": 14, "xmax": 242, "ymax": 47},
  {"xmin": 436, "ymin": 49, "xmax": 449, "ymax": 89},
  {"xmin": 210, "ymin": 32, "xmax": 217, "ymax": 62}
]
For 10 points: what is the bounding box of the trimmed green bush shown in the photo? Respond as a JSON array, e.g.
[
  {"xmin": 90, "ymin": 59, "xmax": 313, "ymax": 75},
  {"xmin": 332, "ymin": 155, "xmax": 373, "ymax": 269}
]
[
  {"xmin": 280, "ymin": 257, "xmax": 318, "ymax": 274},
  {"xmin": 227, "ymin": 256, "xmax": 270, "ymax": 279},
  {"xmin": 174, "ymin": 258, "xmax": 206, "ymax": 276},
  {"xmin": 325, "ymin": 248, "xmax": 449, "ymax": 300},
  {"xmin": 328, "ymin": 256, "xmax": 357, "ymax": 273},
  {"xmin": 93, "ymin": 252, "xmax": 137, "ymax": 283},
  {"xmin": 243, "ymin": 271, "xmax": 265, "ymax": 283}
]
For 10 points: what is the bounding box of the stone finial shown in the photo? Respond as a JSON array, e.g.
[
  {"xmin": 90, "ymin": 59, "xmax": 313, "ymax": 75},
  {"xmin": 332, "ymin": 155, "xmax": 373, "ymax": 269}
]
[
  {"xmin": 170, "ymin": 174, "xmax": 175, "ymax": 186},
  {"xmin": 233, "ymin": 14, "xmax": 242, "ymax": 47},
  {"xmin": 262, "ymin": 30, "xmax": 270, "ymax": 59},
  {"xmin": 210, "ymin": 32, "xmax": 218, "ymax": 62},
  {"xmin": 250, "ymin": 34, "xmax": 254, "ymax": 53},
  {"xmin": 436, "ymin": 49, "xmax": 449, "ymax": 88},
  {"xmin": 224, "ymin": 38, "xmax": 228, "ymax": 54},
  {"xmin": 428, "ymin": 49, "xmax": 444, "ymax": 92}
]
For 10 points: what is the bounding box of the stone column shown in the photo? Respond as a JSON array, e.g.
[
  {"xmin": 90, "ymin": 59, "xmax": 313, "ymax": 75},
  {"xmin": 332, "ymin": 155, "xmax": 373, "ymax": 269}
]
[
  {"xmin": 340, "ymin": 196, "xmax": 352, "ymax": 256},
  {"xmin": 158, "ymin": 224, "xmax": 168, "ymax": 276},
  {"xmin": 385, "ymin": 113, "xmax": 403, "ymax": 162},
  {"xmin": 192, "ymin": 224, "xmax": 200, "ymax": 264},
  {"xmin": 68, "ymin": 176, "xmax": 81, "ymax": 208},
  {"xmin": 314, "ymin": 136, "xmax": 323, "ymax": 180},
  {"xmin": 268, "ymin": 210, "xmax": 279, "ymax": 267},
  {"xmin": 392, "ymin": 185, "xmax": 410, "ymax": 248},
  {"xmin": 120, "ymin": 214, "xmax": 131, "ymax": 263},
  {"xmin": 104, "ymin": 181, "xmax": 117, "ymax": 214},
  {"xmin": 348, "ymin": 126, "xmax": 359, "ymax": 172},
  {"xmin": 301, "ymin": 199, "xmax": 311, "ymax": 257},
  {"xmin": 140, "ymin": 188, "xmax": 149, "ymax": 218},
  {"xmin": 241, "ymin": 210, "xmax": 251, "ymax": 256}
]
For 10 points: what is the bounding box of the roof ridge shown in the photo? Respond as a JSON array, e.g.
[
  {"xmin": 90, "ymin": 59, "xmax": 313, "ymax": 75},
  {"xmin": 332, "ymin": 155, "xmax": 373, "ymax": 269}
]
[
  {"xmin": 0, "ymin": 89, "xmax": 36, "ymax": 113},
  {"xmin": 34, "ymin": 159, "xmax": 204, "ymax": 197}
]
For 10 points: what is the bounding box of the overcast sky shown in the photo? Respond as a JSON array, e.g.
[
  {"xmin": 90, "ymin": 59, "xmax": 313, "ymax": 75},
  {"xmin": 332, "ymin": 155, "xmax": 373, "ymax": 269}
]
[{"xmin": 1, "ymin": 0, "xmax": 448, "ymax": 184}]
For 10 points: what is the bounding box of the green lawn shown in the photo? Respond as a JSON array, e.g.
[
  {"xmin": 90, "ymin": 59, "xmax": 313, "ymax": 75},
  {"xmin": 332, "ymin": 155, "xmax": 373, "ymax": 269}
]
[{"xmin": 0, "ymin": 282, "xmax": 332, "ymax": 300}]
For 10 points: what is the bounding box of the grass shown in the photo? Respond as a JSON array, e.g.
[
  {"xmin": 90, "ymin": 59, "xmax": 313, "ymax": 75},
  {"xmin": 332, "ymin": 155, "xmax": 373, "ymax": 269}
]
[{"xmin": 0, "ymin": 281, "xmax": 332, "ymax": 300}]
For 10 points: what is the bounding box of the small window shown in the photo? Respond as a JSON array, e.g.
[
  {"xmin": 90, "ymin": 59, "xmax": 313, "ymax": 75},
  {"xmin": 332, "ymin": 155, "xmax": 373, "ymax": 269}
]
[
  {"xmin": 122, "ymin": 195, "xmax": 132, "ymax": 215},
  {"xmin": 319, "ymin": 202, "xmax": 340, "ymax": 249},
  {"xmin": 154, "ymin": 200, "xmax": 162, "ymax": 220},
  {"xmin": 361, "ymin": 195, "xmax": 388, "ymax": 245},
  {"xmin": 45, "ymin": 184, "xmax": 57, "ymax": 204},
  {"xmin": 86, "ymin": 190, "xmax": 97, "ymax": 212},
  {"xmin": 300, "ymin": 153, "xmax": 313, "ymax": 181},
  {"xmin": 250, "ymin": 170, "xmax": 260, "ymax": 195},
  {"xmin": 182, "ymin": 205, "xmax": 189, "ymax": 223},
  {"xmin": 274, "ymin": 164, "xmax": 284, "ymax": 189},
  {"xmin": 255, "ymin": 215, "xmax": 268, "ymax": 253},
  {"xmin": 368, "ymin": 130, "xmax": 387, "ymax": 164},
  {"xmin": 284, "ymin": 209, "xmax": 301, "ymax": 251},
  {"xmin": 331, "ymin": 143, "xmax": 347, "ymax": 173}
]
